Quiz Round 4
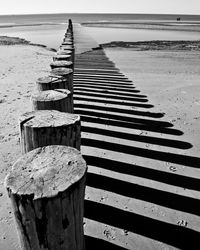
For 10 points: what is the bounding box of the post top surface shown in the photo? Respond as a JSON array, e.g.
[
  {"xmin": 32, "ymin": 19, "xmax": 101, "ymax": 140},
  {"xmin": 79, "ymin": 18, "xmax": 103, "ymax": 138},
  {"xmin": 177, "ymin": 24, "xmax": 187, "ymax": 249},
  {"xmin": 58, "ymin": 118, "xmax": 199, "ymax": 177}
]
[
  {"xmin": 56, "ymin": 50, "xmax": 72, "ymax": 56},
  {"xmin": 5, "ymin": 145, "xmax": 87, "ymax": 199},
  {"xmin": 53, "ymin": 54, "xmax": 71, "ymax": 59},
  {"xmin": 50, "ymin": 61, "xmax": 73, "ymax": 67},
  {"xmin": 50, "ymin": 67, "xmax": 73, "ymax": 76},
  {"xmin": 19, "ymin": 110, "xmax": 80, "ymax": 128},
  {"xmin": 37, "ymin": 75, "xmax": 65, "ymax": 84},
  {"xmin": 31, "ymin": 89, "xmax": 71, "ymax": 102}
]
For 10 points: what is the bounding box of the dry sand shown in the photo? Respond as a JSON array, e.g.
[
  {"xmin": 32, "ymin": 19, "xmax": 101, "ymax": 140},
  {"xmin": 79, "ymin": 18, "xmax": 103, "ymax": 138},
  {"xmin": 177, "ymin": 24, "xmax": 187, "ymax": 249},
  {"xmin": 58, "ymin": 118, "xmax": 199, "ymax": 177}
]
[
  {"xmin": 0, "ymin": 44, "xmax": 54, "ymax": 249},
  {"xmin": 0, "ymin": 40, "xmax": 200, "ymax": 249},
  {"xmin": 105, "ymin": 48, "xmax": 200, "ymax": 156}
]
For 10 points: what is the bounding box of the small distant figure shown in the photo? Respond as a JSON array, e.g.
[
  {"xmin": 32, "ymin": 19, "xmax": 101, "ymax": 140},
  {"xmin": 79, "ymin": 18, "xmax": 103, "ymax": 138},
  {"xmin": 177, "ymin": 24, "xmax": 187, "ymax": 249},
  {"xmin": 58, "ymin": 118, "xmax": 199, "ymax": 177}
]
[{"xmin": 177, "ymin": 17, "xmax": 181, "ymax": 21}]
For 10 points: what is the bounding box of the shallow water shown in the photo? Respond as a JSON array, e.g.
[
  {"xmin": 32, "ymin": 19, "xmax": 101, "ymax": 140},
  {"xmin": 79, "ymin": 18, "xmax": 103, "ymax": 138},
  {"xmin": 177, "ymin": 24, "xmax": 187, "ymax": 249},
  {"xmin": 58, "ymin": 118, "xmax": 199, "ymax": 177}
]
[
  {"xmin": 0, "ymin": 13, "xmax": 200, "ymax": 49},
  {"xmin": 84, "ymin": 26, "xmax": 200, "ymax": 44}
]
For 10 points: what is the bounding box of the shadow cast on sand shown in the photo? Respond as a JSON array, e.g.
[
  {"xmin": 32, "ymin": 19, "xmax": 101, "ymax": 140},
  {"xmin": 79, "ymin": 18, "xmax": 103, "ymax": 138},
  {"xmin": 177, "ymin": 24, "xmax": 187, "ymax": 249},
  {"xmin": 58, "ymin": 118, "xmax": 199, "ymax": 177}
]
[{"xmin": 74, "ymin": 49, "xmax": 200, "ymax": 249}]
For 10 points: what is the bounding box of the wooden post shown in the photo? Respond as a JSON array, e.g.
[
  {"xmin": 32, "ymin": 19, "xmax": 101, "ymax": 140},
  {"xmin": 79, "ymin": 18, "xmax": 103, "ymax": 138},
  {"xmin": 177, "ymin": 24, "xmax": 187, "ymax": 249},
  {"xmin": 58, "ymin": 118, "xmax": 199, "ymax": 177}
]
[
  {"xmin": 60, "ymin": 46, "xmax": 75, "ymax": 57},
  {"xmin": 62, "ymin": 42, "xmax": 73, "ymax": 46},
  {"xmin": 63, "ymin": 38, "xmax": 73, "ymax": 43},
  {"xmin": 36, "ymin": 76, "xmax": 71, "ymax": 91},
  {"xmin": 31, "ymin": 89, "xmax": 73, "ymax": 113},
  {"xmin": 53, "ymin": 54, "xmax": 72, "ymax": 62},
  {"xmin": 19, "ymin": 110, "xmax": 81, "ymax": 153},
  {"xmin": 50, "ymin": 61, "xmax": 73, "ymax": 70},
  {"xmin": 50, "ymin": 68, "xmax": 73, "ymax": 94},
  {"xmin": 65, "ymin": 33, "xmax": 73, "ymax": 40},
  {"xmin": 5, "ymin": 145, "xmax": 87, "ymax": 250}
]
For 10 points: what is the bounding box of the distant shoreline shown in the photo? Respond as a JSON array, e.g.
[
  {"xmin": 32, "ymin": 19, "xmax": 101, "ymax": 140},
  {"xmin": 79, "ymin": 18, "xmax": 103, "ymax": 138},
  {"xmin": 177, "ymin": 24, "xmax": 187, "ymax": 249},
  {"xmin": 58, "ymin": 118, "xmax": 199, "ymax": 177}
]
[
  {"xmin": 101, "ymin": 40, "xmax": 200, "ymax": 51},
  {"xmin": 0, "ymin": 36, "xmax": 57, "ymax": 51},
  {"xmin": 0, "ymin": 22, "xmax": 65, "ymax": 29},
  {"xmin": 1, "ymin": 35, "xmax": 200, "ymax": 53}
]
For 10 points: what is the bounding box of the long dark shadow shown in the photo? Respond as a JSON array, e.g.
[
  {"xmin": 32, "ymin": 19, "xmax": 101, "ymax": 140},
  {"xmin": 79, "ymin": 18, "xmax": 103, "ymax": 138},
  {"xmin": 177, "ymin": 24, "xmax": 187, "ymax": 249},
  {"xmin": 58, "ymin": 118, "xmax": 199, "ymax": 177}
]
[
  {"xmin": 74, "ymin": 97, "xmax": 154, "ymax": 108},
  {"xmin": 76, "ymin": 109, "xmax": 172, "ymax": 127},
  {"xmin": 74, "ymin": 71, "xmax": 124, "ymax": 76},
  {"xmin": 82, "ymin": 138, "xmax": 200, "ymax": 168},
  {"xmin": 74, "ymin": 83, "xmax": 139, "ymax": 92},
  {"xmin": 81, "ymin": 126, "xmax": 192, "ymax": 149},
  {"xmin": 73, "ymin": 78, "xmax": 133, "ymax": 84},
  {"xmin": 85, "ymin": 200, "xmax": 200, "ymax": 249},
  {"xmin": 80, "ymin": 115, "xmax": 183, "ymax": 135},
  {"xmin": 84, "ymin": 155, "xmax": 200, "ymax": 191},
  {"xmin": 74, "ymin": 103, "xmax": 164, "ymax": 118},
  {"xmin": 74, "ymin": 90, "xmax": 148, "ymax": 102},
  {"xmin": 86, "ymin": 172, "xmax": 200, "ymax": 216},
  {"xmin": 74, "ymin": 69, "xmax": 120, "ymax": 74},
  {"xmin": 74, "ymin": 87, "xmax": 147, "ymax": 98},
  {"xmin": 74, "ymin": 91, "xmax": 148, "ymax": 102},
  {"xmin": 74, "ymin": 75, "xmax": 131, "ymax": 81}
]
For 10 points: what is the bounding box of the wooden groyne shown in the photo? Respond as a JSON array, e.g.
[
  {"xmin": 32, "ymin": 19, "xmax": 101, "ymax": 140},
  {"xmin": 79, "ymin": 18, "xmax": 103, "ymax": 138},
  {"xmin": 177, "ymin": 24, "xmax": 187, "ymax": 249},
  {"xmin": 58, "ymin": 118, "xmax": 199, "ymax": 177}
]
[
  {"xmin": 4, "ymin": 19, "xmax": 200, "ymax": 250},
  {"xmin": 5, "ymin": 20, "xmax": 87, "ymax": 250}
]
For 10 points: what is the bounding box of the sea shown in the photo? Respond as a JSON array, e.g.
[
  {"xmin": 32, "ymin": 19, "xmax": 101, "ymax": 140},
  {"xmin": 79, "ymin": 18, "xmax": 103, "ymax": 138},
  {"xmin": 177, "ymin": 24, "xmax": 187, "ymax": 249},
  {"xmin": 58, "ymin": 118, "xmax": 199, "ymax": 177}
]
[{"xmin": 0, "ymin": 13, "xmax": 200, "ymax": 49}]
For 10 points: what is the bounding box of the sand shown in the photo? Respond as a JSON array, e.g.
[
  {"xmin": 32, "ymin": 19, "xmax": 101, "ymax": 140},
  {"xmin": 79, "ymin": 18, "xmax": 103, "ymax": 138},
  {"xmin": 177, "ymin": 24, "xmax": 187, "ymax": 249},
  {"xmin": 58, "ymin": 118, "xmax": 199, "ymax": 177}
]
[
  {"xmin": 0, "ymin": 36, "xmax": 200, "ymax": 249},
  {"xmin": 105, "ymin": 48, "xmax": 200, "ymax": 156},
  {"xmin": 0, "ymin": 44, "xmax": 54, "ymax": 249}
]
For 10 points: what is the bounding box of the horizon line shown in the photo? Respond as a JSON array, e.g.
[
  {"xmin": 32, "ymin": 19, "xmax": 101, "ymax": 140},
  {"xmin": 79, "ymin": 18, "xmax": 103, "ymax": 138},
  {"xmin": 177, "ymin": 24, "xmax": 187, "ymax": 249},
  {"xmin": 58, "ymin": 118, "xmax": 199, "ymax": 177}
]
[{"xmin": 0, "ymin": 12, "xmax": 200, "ymax": 16}]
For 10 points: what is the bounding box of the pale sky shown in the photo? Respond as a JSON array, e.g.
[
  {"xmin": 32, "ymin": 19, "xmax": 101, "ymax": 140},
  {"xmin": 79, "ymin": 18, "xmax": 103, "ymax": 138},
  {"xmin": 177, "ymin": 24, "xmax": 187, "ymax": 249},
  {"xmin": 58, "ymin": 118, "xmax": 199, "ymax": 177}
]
[{"xmin": 0, "ymin": 0, "xmax": 200, "ymax": 15}]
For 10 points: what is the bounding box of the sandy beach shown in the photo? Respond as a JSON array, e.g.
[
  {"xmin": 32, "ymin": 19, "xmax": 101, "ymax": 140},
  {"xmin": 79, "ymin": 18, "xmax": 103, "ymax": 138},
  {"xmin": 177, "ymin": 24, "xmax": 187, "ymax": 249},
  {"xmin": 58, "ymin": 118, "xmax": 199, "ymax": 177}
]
[
  {"xmin": 0, "ymin": 26, "xmax": 200, "ymax": 249},
  {"xmin": 0, "ymin": 42, "xmax": 54, "ymax": 249}
]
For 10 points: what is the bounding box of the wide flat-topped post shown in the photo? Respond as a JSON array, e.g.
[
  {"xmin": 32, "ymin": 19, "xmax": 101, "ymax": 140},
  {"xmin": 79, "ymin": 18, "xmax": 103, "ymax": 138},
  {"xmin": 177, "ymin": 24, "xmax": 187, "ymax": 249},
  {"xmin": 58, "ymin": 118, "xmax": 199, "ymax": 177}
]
[
  {"xmin": 53, "ymin": 54, "xmax": 72, "ymax": 62},
  {"xmin": 37, "ymin": 75, "xmax": 70, "ymax": 91},
  {"xmin": 31, "ymin": 89, "xmax": 73, "ymax": 113},
  {"xmin": 19, "ymin": 110, "xmax": 80, "ymax": 153},
  {"xmin": 5, "ymin": 145, "xmax": 87, "ymax": 250},
  {"xmin": 50, "ymin": 61, "xmax": 73, "ymax": 70},
  {"xmin": 50, "ymin": 68, "xmax": 74, "ymax": 93}
]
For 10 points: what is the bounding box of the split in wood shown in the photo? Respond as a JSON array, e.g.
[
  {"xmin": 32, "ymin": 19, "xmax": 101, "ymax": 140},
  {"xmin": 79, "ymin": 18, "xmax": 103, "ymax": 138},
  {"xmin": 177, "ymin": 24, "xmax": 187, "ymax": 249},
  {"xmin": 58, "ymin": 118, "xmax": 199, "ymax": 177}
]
[
  {"xmin": 36, "ymin": 75, "xmax": 72, "ymax": 93},
  {"xmin": 50, "ymin": 68, "xmax": 73, "ymax": 93},
  {"xmin": 5, "ymin": 145, "xmax": 87, "ymax": 250},
  {"xmin": 19, "ymin": 110, "xmax": 81, "ymax": 153}
]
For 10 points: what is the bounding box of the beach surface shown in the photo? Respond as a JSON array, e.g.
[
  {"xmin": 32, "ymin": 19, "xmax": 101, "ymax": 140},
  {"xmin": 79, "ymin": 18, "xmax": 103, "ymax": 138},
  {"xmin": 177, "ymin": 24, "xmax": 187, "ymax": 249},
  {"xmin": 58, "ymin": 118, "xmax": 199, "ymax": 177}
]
[
  {"xmin": 0, "ymin": 42, "xmax": 54, "ymax": 249},
  {"xmin": 0, "ymin": 30, "xmax": 200, "ymax": 249}
]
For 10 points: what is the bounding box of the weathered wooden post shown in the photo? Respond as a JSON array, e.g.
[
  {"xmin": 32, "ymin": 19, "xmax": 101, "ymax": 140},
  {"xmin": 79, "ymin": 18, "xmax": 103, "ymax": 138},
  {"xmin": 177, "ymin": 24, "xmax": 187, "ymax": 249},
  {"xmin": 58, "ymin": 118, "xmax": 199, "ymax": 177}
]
[
  {"xmin": 37, "ymin": 75, "xmax": 71, "ymax": 91},
  {"xmin": 60, "ymin": 46, "xmax": 75, "ymax": 62},
  {"xmin": 50, "ymin": 68, "xmax": 74, "ymax": 94},
  {"xmin": 19, "ymin": 110, "xmax": 80, "ymax": 153},
  {"xmin": 68, "ymin": 19, "xmax": 73, "ymax": 31},
  {"xmin": 63, "ymin": 37, "xmax": 73, "ymax": 43},
  {"xmin": 62, "ymin": 41, "xmax": 73, "ymax": 46},
  {"xmin": 64, "ymin": 33, "xmax": 74, "ymax": 40},
  {"xmin": 31, "ymin": 89, "xmax": 73, "ymax": 113},
  {"xmin": 53, "ymin": 54, "xmax": 72, "ymax": 62},
  {"xmin": 50, "ymin": 60, "xmax": 73, "ymax": 70},
  {"xmin": 5, "ymin": 145, "xmax": 87, "ymax": 250}
]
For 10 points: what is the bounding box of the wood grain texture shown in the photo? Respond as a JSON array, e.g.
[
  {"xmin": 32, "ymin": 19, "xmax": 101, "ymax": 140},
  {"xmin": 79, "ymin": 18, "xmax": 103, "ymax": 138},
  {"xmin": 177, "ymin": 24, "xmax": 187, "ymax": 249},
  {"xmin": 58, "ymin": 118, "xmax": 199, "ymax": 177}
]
[
  {"xmin": 36, "ymin": 76, "xmax": 70, "ymax": 91},
  {"xmin": 59, "ymin": 47, "xmax": 75, "ymax": 62},
  {"xmin": 19, "ymin": 110, "xmax": 81, "ymax": 153},
  {"xmin": 50, "ymin": 61, "xmax": 73, "ymax": 70},
  {"xmin": 63, "ymin": 38, "xmax": 73, "ymax": 43},
  {"xmin": 5, "ymin": 145, "xmax": 87, "ymax": 250},
  {"xmin": 53, "ymin": 54, "xmax": 72, "ymax": 61},
  {"xmin": 31, "ymin": 89, "xmax": 73, "ymax": 113},
  {"xmin": 50, "ymin": 68, "xmax": 73, "ymax": 93}
]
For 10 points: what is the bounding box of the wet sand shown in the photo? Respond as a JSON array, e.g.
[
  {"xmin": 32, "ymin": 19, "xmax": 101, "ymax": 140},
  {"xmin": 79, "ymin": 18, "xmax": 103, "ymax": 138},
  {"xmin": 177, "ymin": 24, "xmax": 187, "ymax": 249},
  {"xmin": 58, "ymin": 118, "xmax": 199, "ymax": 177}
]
[{"xmin": 82, "ymin": 21, "xmax": 200, "ymax": 33}]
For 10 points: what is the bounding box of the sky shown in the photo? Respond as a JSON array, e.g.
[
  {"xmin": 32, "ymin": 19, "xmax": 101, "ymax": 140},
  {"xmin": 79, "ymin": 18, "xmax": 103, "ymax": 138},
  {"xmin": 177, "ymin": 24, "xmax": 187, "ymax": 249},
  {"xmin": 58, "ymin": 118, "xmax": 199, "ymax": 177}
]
[{"xmin": 0, "ymin": 0, "xmax": 200, "ymax": 15}]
